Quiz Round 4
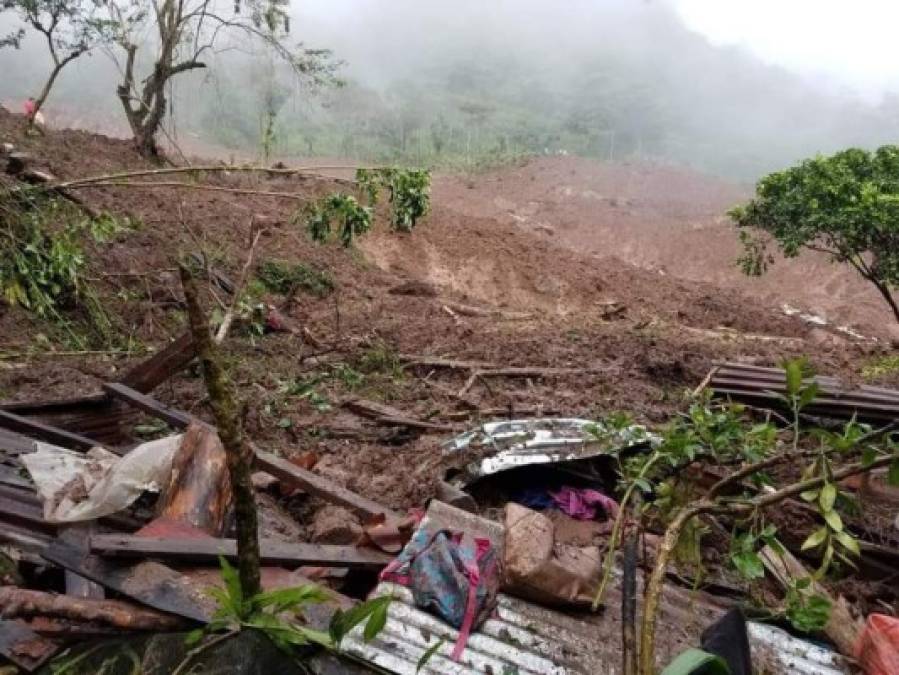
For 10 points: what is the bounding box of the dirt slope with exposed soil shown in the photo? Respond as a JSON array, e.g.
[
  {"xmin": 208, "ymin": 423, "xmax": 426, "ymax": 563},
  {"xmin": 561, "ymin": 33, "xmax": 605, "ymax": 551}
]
[
  {"xmin": 434, "ymin": 157, "xmax": 891, "ymax": 338},
  {"xmin": 0, "ymin": 107, "xmax": 892, "ymax": 515}
]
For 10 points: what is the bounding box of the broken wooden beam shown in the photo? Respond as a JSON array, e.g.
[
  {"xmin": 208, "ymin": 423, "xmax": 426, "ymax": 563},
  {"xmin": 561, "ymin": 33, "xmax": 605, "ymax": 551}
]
[
  {"xmin": 102, "ymin": 382, "xmax": 193, "ymax": 429},
  {"xmin": 155, "ymin": 422, "xmax": 231, "ymax": 535},
  {"xmin": 119, "ymin": 331, "xmax": 196, "ymax": 394},
  {"xmin": 90, "ymin": 534, "xmax": 392, "ymax": 570},
  {"xmin": 82, "ymin": 383, "xmax": 399, "ymax": 525},
  {"xmin": 0, "ymin": 587, "xmax": 186, "ymax": 631},
  {"xmin": 0, "ymin": 410, "xmax": 100, "ymax": 451},
  {"xmin": 254, "ymin": 447, "xmax": 401, "ymax": 522},
  {"xmin": 0, "ymin": 619, "xmax": 59, "ymax": 672},
  {"xmin": 42, "ymin": 541, "xmax": 213, "ymax": 623}
]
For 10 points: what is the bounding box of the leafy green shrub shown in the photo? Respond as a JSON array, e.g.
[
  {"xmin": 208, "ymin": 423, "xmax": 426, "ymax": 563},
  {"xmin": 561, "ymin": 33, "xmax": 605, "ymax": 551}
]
[
  {"xmin": 732, "ymin": 146, "xmax": 899, "ymax": 322},
  {"xmin": 257, "ymin": 260, "xmax": 335, "ymax": 298},
  {"xmin": 303, "ymin": 194, "xmax": 372, "ymax": 247},
  {"xmin": 301, "ymin": 168, "xmax": 431, "ymax": 247},
  {"xmin": 0, "ymin": 189, "xmax": 132, "ymax": 348},
  {"xmin": 0, "ymin": 191, "xmax": 85, "ymax": 318}
]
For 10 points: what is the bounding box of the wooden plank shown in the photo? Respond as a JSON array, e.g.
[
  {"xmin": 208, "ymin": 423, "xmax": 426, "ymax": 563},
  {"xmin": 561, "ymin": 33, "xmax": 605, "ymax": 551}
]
[
  {"xmin": 96, "ymin": 387, "xmax": 400, "ymax": 523},
  {"xmin": 102, "ymin": 382, "xmax": 193, "ymax": 429},
  {"xmin": 0, "ymin": 410, "xmax": 100, "ymax": 451},
  {"xmin": 0, "ymin": 494, "xmax": 57, "ymax": 535},
  {"xmin": 42, "ymin": 540, "xmax": 213, "ymax": 623},
  {"xmin": 59, "ymin": 526, "xmax": 105, "ymax": 600},
  {"xmin": 91, "ymin": 534, "xmax": 392, "ymax": 570},
  {"xmin": 0, "ymin": 428, "xmax": 36, "ymax": 455},
  {"xmin": 155, "ymin": 422, "xmax": 230, "ymax": 535},
  {"xmin": 0, "ymin": 620, "xmax": 59, "ymax": 672},
  {"xmin": 0, "ymin": 393, "xmax": 108, "ymax": 415},
  {"xmin": 119, "ymin": 332, "xmax": 196, "ymax": 394},
  {"xmin": 254, "ymin": 447, "xmax": 401, "ymax": 521}
]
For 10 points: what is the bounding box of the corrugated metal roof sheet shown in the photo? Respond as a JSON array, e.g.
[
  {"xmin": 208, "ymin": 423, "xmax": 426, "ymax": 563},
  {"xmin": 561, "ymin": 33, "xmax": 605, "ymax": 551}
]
[{"xmin": 343, "ymin": 500, "xmax": 849, "ymax": 675}]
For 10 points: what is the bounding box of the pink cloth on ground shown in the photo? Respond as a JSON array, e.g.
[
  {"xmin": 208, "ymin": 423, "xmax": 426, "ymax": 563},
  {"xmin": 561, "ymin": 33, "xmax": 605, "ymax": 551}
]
[{"xmin": 550, "ymin": 486, "xmax": 619, "ymax": 520}]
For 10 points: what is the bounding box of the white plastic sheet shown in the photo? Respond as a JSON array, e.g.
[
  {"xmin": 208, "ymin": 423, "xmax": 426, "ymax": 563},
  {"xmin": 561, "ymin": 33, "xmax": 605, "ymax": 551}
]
[{"xmin": 22, "ymin": 435, "xmax": 183, "ymax": 523}]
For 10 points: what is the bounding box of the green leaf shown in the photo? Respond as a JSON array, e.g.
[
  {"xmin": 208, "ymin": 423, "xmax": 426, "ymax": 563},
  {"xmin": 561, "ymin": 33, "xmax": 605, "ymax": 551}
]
[
  {"xmin": 888, "ymin": 460, "xmax": 899, "ymax": 487},
  {"xmin": 819, "ymin": 483, "xmax": 837, "ymax": 512},
  {"xmin": 184, "ymin": 628, "xmax": 205, "ymax": 646},
  {"xmin": 801, "ymin": 527, "xmax": 828, "ymax": 551},
  {"xmin": 329, "ymin": 595, "xmax": 392, "ymax": 647},
  {"xmin": 798, "ymin": 383, "xmax": 819, "ymax": 410},
  {"xmin": 660, "ymin": 648, "xmax": 731, "ymax": 675},
  {"xmin": 252, "ymin": 584, "xmax": 332, "ymax": 614},
  {"xmin": 861, "ymin": 447, "xmax": 877, "ymax": 468},
  {"xmin": 633, "ymin": 478, "xmax": 652, "ymax": 494},
  {"xmin": 787, "ymin": 594, "xmax": 832, "ymax": 633},
  {"xmin": 823, "ymin": 509, "xmax": 843, "ymax": 532},
  {"xmin": 219, "ymin": 556, "xmax": 241, "ymax": 600},
  {"xmin": 833, "ymin": 530, "xmax": 861, "ymax": 557},
  {"xmin": 800, "ymin": 489, "xmax": 819, "ymax": 502},
  {"xmin": 416, "ymin": 637, "xmax": 446, "ymax": 673},
  {"xmin": 363, "ymin": 598, "xmax": 389, "ymax": 642},
  {"xmin": 730, "ymin": 551, "xmax": 765, "ymax": 580}
]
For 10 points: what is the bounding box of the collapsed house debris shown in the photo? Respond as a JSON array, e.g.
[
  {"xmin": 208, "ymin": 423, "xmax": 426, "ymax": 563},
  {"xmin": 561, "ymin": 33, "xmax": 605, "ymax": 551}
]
[{"xmin": 0, "ymin": 322, "xmax": 897, "ymax": 674}]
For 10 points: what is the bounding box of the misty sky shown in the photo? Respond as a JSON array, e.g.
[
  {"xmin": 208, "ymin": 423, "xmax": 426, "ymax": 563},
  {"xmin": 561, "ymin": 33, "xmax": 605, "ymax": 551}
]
[
  {"xmin": 675, "ymin": 0, "xmax": 899, "ymax": 96},
  {"xmin": 297, "ymin": 0, "xmax": 899, "ymax": 98}
]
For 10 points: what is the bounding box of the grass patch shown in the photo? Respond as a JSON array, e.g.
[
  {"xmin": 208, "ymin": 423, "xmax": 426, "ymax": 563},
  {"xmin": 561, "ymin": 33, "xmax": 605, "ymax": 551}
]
[
  {"xmin": 862, "ymin": 354, "xmax": 899, "ymax": 379},
  {"xmin": 257, "ymin": 260, "xmax": 335, "ymax": 298}
]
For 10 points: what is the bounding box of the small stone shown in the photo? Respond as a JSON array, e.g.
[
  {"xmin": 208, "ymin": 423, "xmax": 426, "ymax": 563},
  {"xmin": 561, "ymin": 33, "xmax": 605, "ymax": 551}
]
[{"xmin": 311, "ymin": 505, "xmax": 363, "ymax": 545}]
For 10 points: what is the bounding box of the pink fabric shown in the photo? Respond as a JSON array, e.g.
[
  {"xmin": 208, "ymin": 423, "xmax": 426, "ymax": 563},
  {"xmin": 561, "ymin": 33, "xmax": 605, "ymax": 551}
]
[
  {"xmin": 452, "ymin": 563, "xmax": 480, "ymax": 661},
  {"xmin": 23, "ymin": 99, "xmax": 35, "ymax": 117},
  {"xmin": 550, "ymin": 486, "xmax": 619, "ymax": 520}
]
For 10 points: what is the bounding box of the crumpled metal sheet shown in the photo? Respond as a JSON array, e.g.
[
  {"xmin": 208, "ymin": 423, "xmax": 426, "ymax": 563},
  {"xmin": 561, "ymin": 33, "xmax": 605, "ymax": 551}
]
[
  {"xmin": 342, "ymin": 501, "xmax": 849, "ymax": 675},
  {"xmin": 442, "ymin": 417, "xmax": 655, "ymax": 486},
  {"xmin": 748, "ymin": 621, "xmax": 846, "ymax": 675}
]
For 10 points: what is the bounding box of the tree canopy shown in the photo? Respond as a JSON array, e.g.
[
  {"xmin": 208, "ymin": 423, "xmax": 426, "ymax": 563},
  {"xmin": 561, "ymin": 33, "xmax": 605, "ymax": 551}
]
[{"xmin": 731, "ymin": 146, "xmax": 899, "ymax": 322}]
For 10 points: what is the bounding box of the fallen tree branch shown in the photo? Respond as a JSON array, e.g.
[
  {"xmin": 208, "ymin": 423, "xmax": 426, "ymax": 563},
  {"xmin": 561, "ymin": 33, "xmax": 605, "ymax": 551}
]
[
  {"xmin": 343, "ymin": 398, "xmax": 459, "ymax": 432},
  {"xmin": 51, "ymin": 163, "xmax": 364, "ymax": 191},
  {"xmin": 0, "ymin": 587, "xmax": 186, "ymax": 631},
  {"xmin": 62, "ymin": 180, "xmax": 311, "ymax": 200},
  {"xmin": 400, "ymin": 355, "xmax": 497, "ymax": 370},
  {"xmin": 214, "ymin": 225, "xmax": 263, "ymax": 344},
  {"xmin": 458, "ymin": 366, "xmax": 607, "ymax": 396}
]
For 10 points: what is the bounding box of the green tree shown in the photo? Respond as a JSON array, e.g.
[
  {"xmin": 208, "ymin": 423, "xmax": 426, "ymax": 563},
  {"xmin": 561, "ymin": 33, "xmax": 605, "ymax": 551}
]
[
  {"xmin": 731, "ymin": 146, "xmax": 899, "ymax": 323},
  {"xmin": 0, "ymin": 0, "xmax": 114, "ymax": 128}
]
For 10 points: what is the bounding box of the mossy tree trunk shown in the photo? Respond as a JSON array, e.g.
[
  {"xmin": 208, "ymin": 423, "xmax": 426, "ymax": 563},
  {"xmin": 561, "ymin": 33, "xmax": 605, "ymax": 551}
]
[{"xmin": 179, "ymin": 264, "xmax": 261, "ymax": 598}]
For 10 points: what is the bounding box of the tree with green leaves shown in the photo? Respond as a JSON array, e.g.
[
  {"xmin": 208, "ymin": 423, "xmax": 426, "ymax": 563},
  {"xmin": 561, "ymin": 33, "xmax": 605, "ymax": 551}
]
[
  {"xmin": 104, "ymin": 0, "xmax": 341, "ymax": 157},
  {"xmin": 732, "ymin": 146, "xmax": 899, "ymax": 323},
  {"xmin": 0, "ymin": 0, "xmax": 114, "ymax": 129},
  {"xmin": 585, "ymin": 358, "xmax": 899, "ymax": 674}
]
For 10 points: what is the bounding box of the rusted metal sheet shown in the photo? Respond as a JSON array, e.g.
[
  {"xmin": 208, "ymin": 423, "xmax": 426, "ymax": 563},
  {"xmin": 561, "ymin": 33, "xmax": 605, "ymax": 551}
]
[
  {"xmin": 706, "ymin": 362, "xmax": 899, "ymax": 423},
  {"xmin": 342, "ymin": 501, "xmax": 848, "ymax": 674}
]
